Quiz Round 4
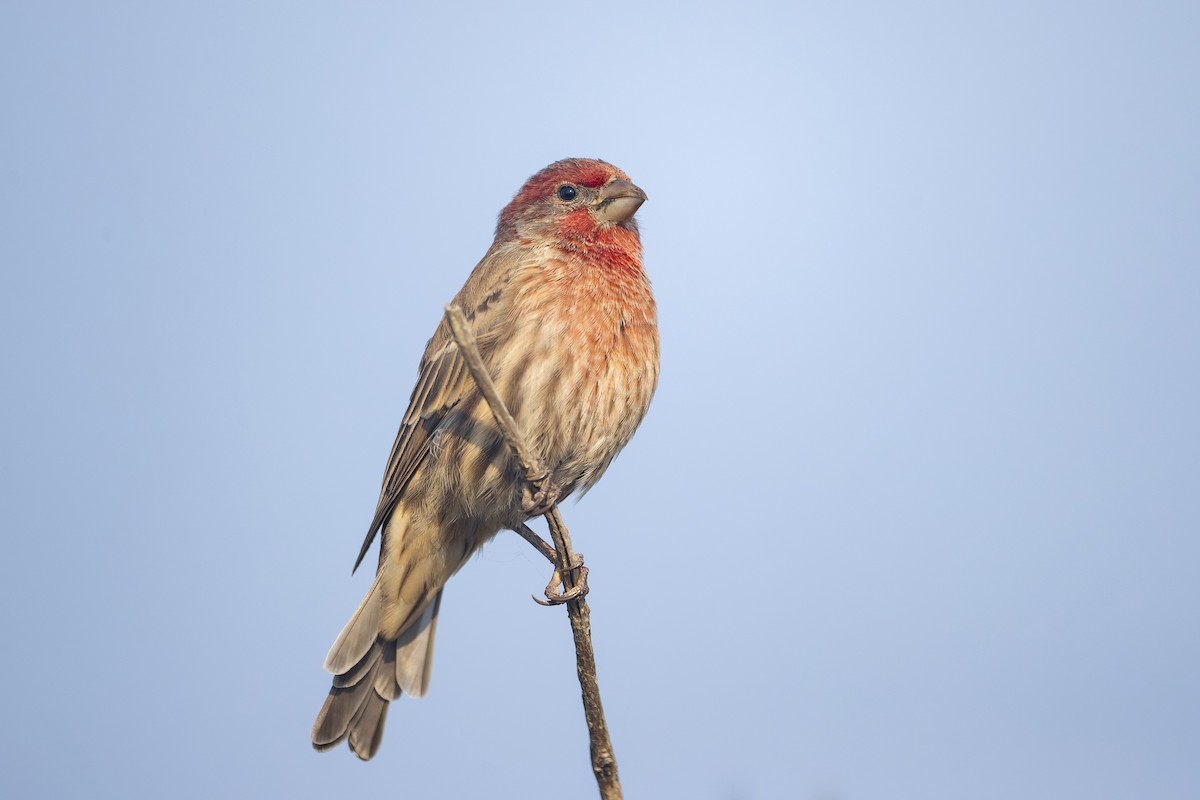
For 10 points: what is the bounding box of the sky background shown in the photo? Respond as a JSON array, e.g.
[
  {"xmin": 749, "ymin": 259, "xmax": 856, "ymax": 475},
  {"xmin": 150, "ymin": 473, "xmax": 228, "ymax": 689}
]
[{"xmin": 2, "ymin": 2, "xmax": 1198, "ymax": 798}]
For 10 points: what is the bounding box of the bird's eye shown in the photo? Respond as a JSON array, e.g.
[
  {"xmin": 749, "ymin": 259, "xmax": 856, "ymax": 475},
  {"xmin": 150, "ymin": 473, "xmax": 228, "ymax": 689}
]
[{"xmin": 557, "ymin": 185, "xmax": 577, "ymax": 201}]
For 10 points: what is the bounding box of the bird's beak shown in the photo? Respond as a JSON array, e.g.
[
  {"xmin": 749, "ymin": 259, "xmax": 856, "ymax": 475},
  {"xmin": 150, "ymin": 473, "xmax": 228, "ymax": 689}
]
[{"xmin": 594, "ymin": 179, "xmax": 647, "ymax": 223}]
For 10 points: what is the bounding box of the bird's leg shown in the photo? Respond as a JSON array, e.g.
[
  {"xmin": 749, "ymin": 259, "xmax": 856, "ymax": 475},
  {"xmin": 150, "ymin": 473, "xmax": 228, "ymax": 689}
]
[
  {"xmin": 512, "ymin": 523, "xmax": 589, "ymax": 605},
  {"xmin": 513, "ymin": 523, "xmax": 589, "ymax": 606},
  {"xmin": 534, "ymin": 553, "xmax": 589, "ymax": 606},
  {"xmin": 520, "ymin": 464, "xmax": 560, "ymax": 517},
  {"xmin": 511, "ymin": 522, "xmax": 558, "ymax": 564}
]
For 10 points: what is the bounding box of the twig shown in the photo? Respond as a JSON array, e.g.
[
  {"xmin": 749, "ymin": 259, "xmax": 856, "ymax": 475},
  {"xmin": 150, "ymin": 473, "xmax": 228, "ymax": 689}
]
[
  {"xmin": 444, "ymin": 307, "xmax": 545, "ymax": 486},
  {"xmin": 445, "ymin": 306, "xmax": 623, "ymax": 800}
]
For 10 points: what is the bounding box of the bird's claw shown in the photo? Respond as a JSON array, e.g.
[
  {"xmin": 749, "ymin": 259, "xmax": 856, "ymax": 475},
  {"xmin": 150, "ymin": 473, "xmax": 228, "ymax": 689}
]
[
  {"xmin": 532, "ymin": 554, "xmax": 589, "ymax": 606},
  {"xmin": 520, "ymin": 467, "xmax": 560, "ymax": 517}
]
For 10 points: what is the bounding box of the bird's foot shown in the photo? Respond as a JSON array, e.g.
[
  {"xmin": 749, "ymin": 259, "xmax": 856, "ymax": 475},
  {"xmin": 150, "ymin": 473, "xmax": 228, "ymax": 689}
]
[
  {"xmin": 520, "ymin": 467, "xmax": 560, "ymax": 517},
  {"xmin": 533, "ymin": 553, "xmax": 589, "ymax": 606}
]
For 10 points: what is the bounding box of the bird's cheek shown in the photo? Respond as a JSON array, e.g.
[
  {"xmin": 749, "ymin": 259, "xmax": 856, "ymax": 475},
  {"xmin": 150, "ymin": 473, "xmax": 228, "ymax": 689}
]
[{"xmin": 555, "ymin": 209, "xmax": 598, "ymax": 241}]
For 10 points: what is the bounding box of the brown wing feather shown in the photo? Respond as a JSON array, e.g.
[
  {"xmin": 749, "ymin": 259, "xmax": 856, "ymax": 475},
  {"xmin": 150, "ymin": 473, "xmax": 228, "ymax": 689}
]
[
  {"xmin": 352, "ymin": 242, "xmax": 531, "ymax": 573},
  {"xmin": 352, "ymin": 340, "xmax": 470, "ymax": 572}
]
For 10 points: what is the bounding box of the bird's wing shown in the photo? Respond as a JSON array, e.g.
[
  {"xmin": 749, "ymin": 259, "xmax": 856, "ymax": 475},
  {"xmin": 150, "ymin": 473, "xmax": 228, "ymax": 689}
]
[
  {"xmin": 351, "ymin": 245, "xmax": 528, "ymax": 573},
  {"xmin": 351, "ymin": 336, "xmax": 471, "ymax": 572}
]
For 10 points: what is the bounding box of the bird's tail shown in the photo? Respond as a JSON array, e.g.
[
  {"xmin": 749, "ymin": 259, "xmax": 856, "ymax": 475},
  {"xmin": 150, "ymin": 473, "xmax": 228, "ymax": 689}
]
[{"xmin": 311, "ymin": 577, "xmax": 442, "ymax": 759}]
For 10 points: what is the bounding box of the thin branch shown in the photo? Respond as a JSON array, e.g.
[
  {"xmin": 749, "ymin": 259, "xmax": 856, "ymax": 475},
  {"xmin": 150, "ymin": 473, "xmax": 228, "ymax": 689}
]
[
  {"xmin": 543, "ymin": 509, "xmax": 620, "ymax": 796},
  {"xmin": 445, "ymin": 305, "xmax": 623, "ymax": 800},
  {"xmin": 444, "ymin": 306, "xmax": 544, "ymax": 485}
]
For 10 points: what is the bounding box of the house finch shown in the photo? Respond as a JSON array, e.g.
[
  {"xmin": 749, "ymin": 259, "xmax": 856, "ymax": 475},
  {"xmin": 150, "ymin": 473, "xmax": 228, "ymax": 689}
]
[{"xmin": 312, "ymin": 158, "xmax": 659, "ymax": 759}]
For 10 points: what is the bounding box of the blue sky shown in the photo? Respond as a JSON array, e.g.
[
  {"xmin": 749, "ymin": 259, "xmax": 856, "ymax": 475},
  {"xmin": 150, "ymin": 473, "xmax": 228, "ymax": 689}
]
[{"xmin": 2, "ymin": 2, "xmax": 1198, "ymax": 798}]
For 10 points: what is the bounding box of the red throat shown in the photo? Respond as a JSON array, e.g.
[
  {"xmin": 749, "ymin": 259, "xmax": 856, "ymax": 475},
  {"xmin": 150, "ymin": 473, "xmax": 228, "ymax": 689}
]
[{"xmin": 554, "ymin": 210, "xmax": 643, "ymax": 272}]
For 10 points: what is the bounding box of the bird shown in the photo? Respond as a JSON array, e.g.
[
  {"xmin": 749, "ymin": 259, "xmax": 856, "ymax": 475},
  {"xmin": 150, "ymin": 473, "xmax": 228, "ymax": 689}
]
[{"xmin": 311, "ymin": 158, "xmax": 659, "ymax": 759}]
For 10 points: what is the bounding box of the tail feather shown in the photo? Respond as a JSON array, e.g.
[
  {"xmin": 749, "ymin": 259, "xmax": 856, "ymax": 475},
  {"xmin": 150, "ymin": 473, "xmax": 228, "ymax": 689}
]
[
  {"xmin": 374, "ymin": 638, "xmax": 400, "ymax": 699},
  {"xmin": 311, "ymin": 643, "xmax": 382, "ymax": 754},
  {"xmin": 311, "ymin": 588, "xmax": 444, "ymax": 759},
  {"xmin": 395, "ymin": 591, "xmax": 442, "ymax": 697},
  {"xmin": 346, "ymin": 688, "xmax": 389, "ymax": 759},
  {"xmin": 324, "ymin": 580, "xmax": 382, "ymax": 675}
]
